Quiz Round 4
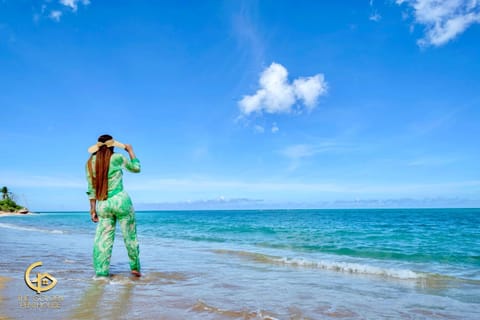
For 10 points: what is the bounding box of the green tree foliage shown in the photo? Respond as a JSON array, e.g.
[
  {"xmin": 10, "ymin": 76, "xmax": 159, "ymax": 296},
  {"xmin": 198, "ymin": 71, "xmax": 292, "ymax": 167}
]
[
  {"xmin": 1, "ymin": 186, "xmax": 10, "ymax": 200},
  {"xmin": 0, "ymin": 199, "xmax": 23, "ymax": 212},
  {"xmin": 0, "ymin": 186, "xmax": 25, "ymax": 212}
]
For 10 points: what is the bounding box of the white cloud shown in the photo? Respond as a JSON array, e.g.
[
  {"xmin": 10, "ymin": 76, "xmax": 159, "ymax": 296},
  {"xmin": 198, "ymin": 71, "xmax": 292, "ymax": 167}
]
[
  {"xmin": 293, "ymin": 74, "xmax": 328, "ymax": 110},
  {"xmin": 60, "ymin": 0, "xmax": 78, "ymax": 12},
  {"xmin": 397, "ymin": 0, "xmax": 480, "ymax": 46},
  {"xmin": 238, "ymin": 62, "xmax": 328, "ymax": 115},
  {"xmin": 36, "ymin": 0, "xmax": 90, "ymax": 23},
  {"xmin": 49, "ymin": 10, "xmax": 62, "ymax": 22},
  {"xmin": 369, "ymin": 0, "xmax": 382, "ymax": 23},
  {"xmin": 60, "ymin": 0, "xmax": 90, "ymax": 12}
]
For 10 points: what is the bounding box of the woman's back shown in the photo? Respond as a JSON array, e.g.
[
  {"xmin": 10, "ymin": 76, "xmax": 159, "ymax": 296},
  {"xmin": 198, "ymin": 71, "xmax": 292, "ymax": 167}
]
[{"xmin": 86, "ymin": 153, "xmax": 140, "ymax": 200}]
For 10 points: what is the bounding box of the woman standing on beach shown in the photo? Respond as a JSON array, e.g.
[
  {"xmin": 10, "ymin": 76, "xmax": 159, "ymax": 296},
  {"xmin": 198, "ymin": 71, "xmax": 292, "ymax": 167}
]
[{"xmin": 86, "ymin": 134, "xmax": 141, "ymax": 277}]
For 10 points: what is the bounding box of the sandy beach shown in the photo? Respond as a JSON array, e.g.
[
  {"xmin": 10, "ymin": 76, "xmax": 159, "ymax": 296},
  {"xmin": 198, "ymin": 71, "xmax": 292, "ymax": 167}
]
[{"xmin": 0, "ymin": 211, "xmax": 32, "ymax": 217}]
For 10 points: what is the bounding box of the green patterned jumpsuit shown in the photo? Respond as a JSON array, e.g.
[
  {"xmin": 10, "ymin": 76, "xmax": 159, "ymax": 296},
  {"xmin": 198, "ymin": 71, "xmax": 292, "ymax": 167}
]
[{"xmin": 86, "ymin": 153, "xmax": 141, "ymax": 276}]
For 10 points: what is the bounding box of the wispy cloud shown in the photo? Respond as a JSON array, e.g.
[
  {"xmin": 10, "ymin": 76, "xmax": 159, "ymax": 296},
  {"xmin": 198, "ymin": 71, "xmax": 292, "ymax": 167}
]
[
  {"xmin": 281, "ymin": 144, "xmax": 317, "ymax": 160},
  {"xmin": 271, "ymin": 122, "xmax": 279, "ymax": 133},
  {"xmin": 35, "ymin": 0, "xmax": 90, "ymax": 23},
  {"xmin": 60, "ymin": 0, "xmax": 78, "ymax": 12},
  {"xmin": 4, "ymin": 172, "xmax": 480, "ymax": 203},
  {"xmin": 407, "ymin": 156, "xmax": 458, "ymax": 167},
  {"xmin": 138, "ymin": 196, "xmax": 480, "ymax": 210},
  {"xmin": 137, "ymin": 197, "xmax": 264, "ymax": 210},
  {"xmin": 253, "ymin": 124, "xmax": 265, "ymax": 133},
  {"xmin": 280, "ymin": 141, "xmax": 350, "ymax": 160},
  {"xmin": 126, "ymin": 177, "xmax": 480, "ymax": 199},
  {"xmin": 369, "ymin": 12, "xmax": 382, "ymax": 22},
  {"xmin": 231, "ymin": 1, "xmax": 265, "ymax": 67},
  {"xmin": 238, "ymin": 62, "xmax": 328, "ymax": 116},
  {"xmin": 322, "ymin": 196, "xmax": 479, "ymax": 209},
  {"xmin": 408, "ymin": 108, "xmax": 460, "ymax": 136},
  {"xmin": 279, "ymin": 141, "xmax": 345, "ymax": 170},
  {"xmin": 369, "ymin": 0, "xmax": 382, "ymax": 22},
  {"xmin": 396, "ymin": 0, "xmax": 480, "ymax": 47},
  {"xmin": 127, "ymin": 177, "xmax": 347, "ymax": 193},
  {"xmin": 60, "ymin": 0, "xmax": 90, "ymax": 12},
  {"xmin": 49, "ymin": 10, "xmax": 62, "ymax": 22}
]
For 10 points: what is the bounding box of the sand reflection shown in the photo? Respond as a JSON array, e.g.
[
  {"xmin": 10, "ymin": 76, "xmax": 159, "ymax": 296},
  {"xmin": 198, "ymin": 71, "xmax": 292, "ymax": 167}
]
[{"xmin": 70, "ymin": 277, "xmax": 134, "ymax": 320}]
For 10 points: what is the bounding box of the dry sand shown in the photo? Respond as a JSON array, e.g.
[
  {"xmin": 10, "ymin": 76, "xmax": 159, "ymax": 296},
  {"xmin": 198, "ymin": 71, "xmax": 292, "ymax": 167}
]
[{"xmin": 0, "ymin": 211, "xmax": 32, "ymax": 216}]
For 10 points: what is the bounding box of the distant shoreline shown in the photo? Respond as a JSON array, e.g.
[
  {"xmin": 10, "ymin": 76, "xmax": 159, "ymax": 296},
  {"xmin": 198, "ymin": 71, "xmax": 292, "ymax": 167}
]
[
  {"xmin": 0, "ymin": 210, "xmax": 33, "ymax": 216},
  {"xmin": 6, "ymin": 207, "xmax": 479, "ymax": 214}
]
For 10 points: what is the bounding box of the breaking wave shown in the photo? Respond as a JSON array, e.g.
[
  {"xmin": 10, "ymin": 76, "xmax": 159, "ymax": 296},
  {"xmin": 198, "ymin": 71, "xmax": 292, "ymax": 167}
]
[{"xmin": 213, "ymin": 249, "xmax": 422, "ymax": 280}]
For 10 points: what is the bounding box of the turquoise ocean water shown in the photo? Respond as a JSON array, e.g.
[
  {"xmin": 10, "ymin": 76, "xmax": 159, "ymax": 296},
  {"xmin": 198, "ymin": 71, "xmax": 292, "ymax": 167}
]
[{"xmin": 1, "ymin": 208, "xmax": 479, "ymax": 319}]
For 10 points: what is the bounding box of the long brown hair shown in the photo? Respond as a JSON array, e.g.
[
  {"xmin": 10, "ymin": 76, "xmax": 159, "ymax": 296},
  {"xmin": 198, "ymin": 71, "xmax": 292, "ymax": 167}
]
[{"xmin": 89, "ymin": 134, "xmax": 114, "ymax": 200}]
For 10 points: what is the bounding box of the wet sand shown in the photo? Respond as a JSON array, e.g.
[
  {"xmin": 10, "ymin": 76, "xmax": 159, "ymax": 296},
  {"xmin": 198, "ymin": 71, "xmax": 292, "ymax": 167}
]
[{"xmin": 0, "ymin": 276, "xmax": 12, "ymax": 320}]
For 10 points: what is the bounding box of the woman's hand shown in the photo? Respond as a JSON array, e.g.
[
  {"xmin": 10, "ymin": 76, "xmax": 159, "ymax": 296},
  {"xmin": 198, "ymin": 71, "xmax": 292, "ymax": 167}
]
[
  {"xmin": 124, "ymin": 144, "xmax": 136, "ymax": 159},
  {"xmin": 91, "ymin": 210, "xmax": 99, "ymax": 223},
  {"xmin": 124, "ymin": 144, "xmax": 133, "ymax": 153},
  {"xmin": 89, "ymin": 199, "xmax": 98, "ymax": 223}
]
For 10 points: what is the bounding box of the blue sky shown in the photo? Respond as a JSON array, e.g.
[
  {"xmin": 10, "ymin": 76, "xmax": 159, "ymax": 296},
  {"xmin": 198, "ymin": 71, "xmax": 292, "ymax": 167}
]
[{"xmin": 1, "ymin": 0, "xmax": 480, "ymax": 210}]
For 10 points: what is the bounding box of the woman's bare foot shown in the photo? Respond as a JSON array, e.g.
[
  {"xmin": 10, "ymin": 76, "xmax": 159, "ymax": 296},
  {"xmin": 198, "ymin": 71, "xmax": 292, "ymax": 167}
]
[{"xmin": 131, "ymin": 270, "xmax": 141, "ymax": 277}]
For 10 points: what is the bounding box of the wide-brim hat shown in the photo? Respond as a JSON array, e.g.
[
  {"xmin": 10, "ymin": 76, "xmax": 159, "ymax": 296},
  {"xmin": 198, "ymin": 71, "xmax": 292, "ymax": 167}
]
[{"xmin": 88, "ymin": 139, "xmax": 126, "ymax": 153}]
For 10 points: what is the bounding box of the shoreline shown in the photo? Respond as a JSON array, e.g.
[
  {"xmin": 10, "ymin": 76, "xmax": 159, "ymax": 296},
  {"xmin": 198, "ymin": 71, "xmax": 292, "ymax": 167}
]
[{"xmin": 0, "ymin": 211, "xmax": 33, "ymax": 217}]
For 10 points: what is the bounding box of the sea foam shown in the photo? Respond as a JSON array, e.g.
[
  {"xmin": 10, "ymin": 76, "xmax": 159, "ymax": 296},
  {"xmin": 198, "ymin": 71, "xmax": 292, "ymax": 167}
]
[
  {"xmin": 0, "ymin": 222, "xmax": 65, "ymax": 234},
  {"xmin": 214, "ymin": 249, "xmax": 421, "ymax": 280}
]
